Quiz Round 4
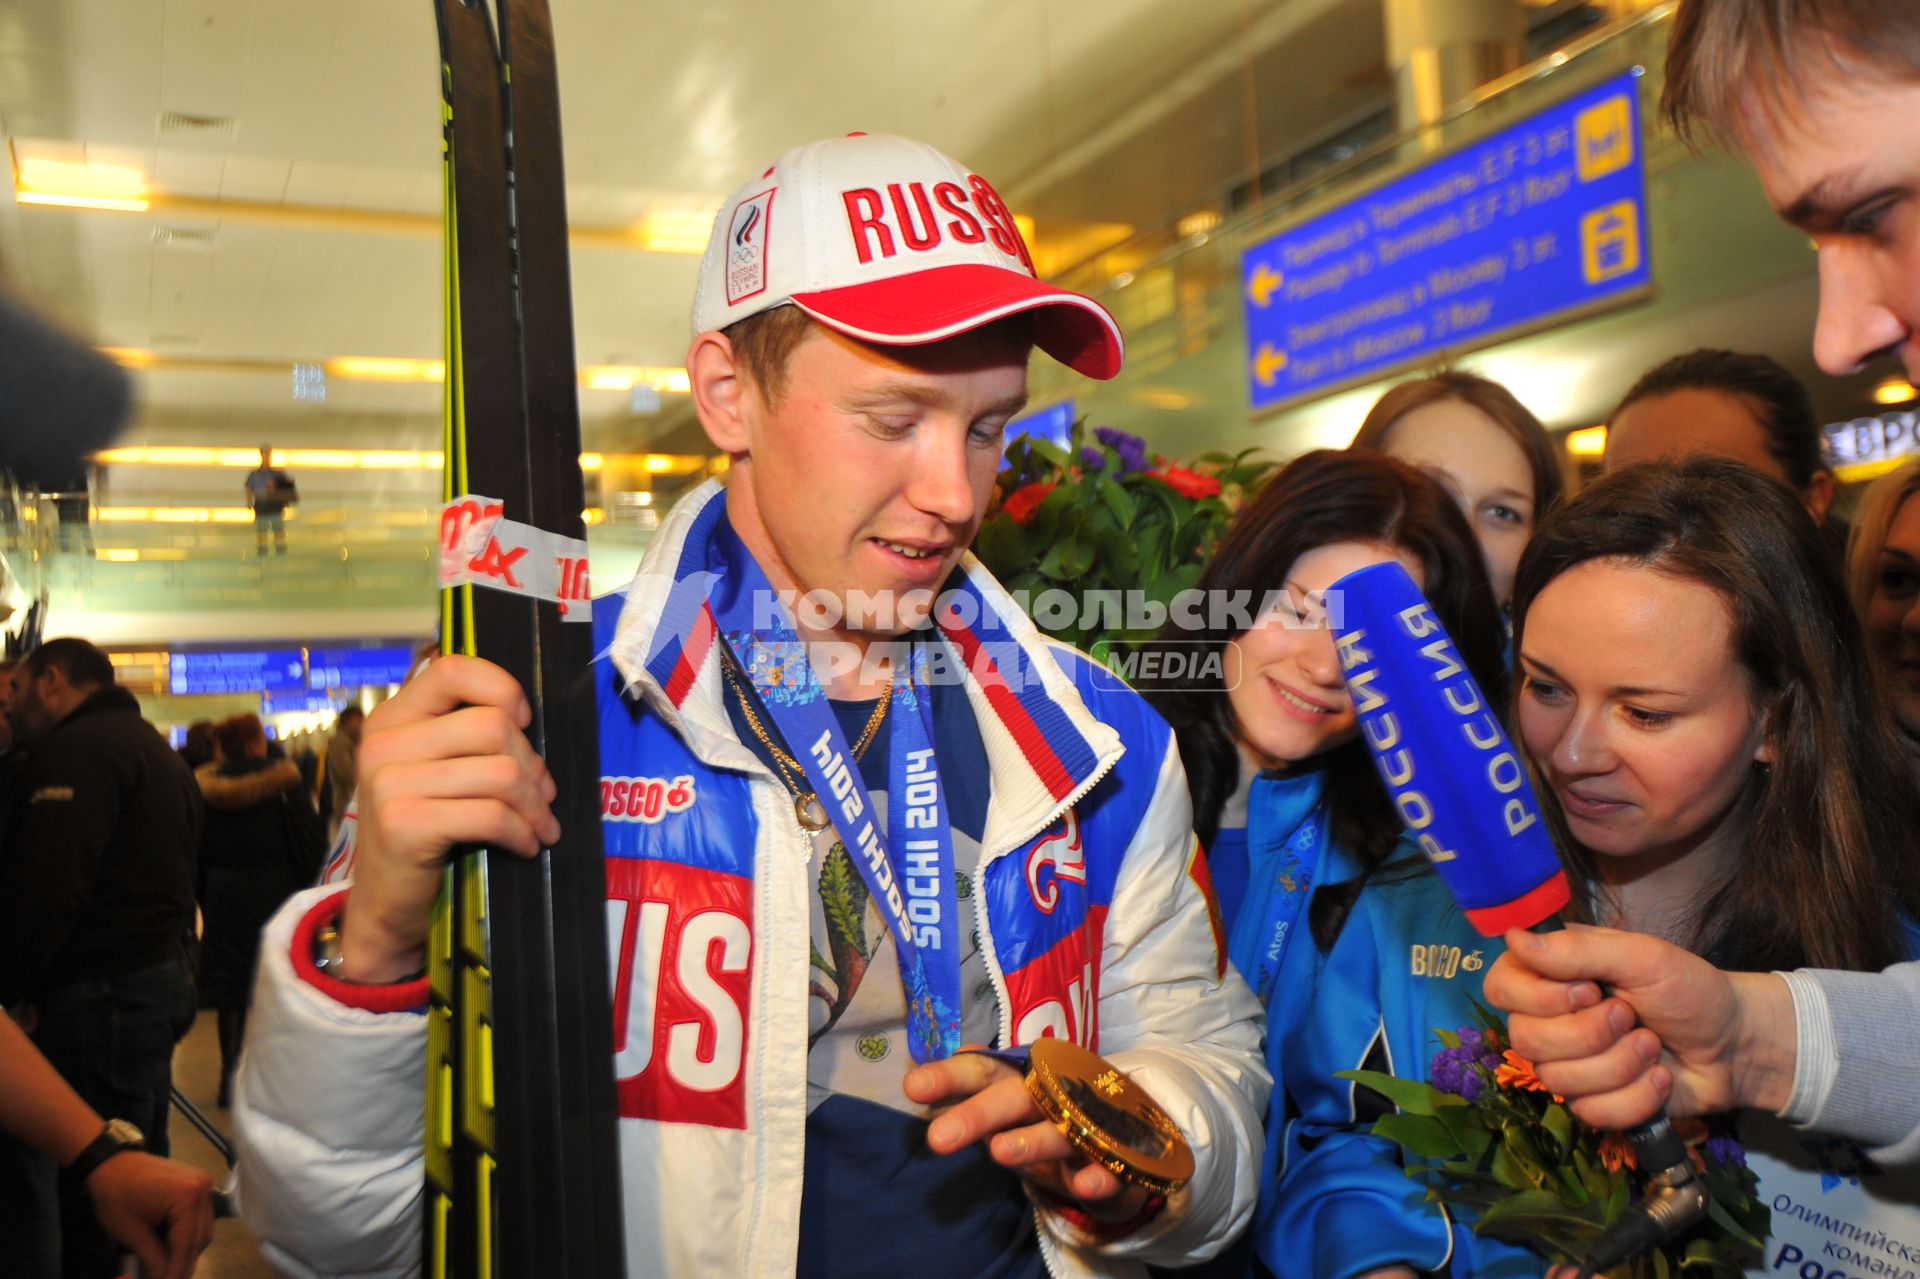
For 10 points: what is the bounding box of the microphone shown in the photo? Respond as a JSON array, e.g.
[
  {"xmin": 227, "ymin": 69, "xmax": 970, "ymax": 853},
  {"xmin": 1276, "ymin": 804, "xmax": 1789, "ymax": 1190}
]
[
  {"xmin": 1327, "ymin": 561, "xmax": 1705, "ymax": 1279},
  {"xmin": 0, "ymin": 289, "xmax": 134, "ymax": 489}
]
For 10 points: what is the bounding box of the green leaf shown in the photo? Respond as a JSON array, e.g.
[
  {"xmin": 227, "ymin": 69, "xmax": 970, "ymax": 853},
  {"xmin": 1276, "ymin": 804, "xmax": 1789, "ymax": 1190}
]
[
  {"xmin": 1370, "ymin": 1111, "xmax": 1464, "ymax": 1159},
  {"xmin": 1028, "ymin": 437, "xmax": 1071, "ymax": 470},
  {"xmin": 1097, "ymin": 474, "xmax": 1136, "ymax": 528},
  {"xmin": 1605, "ymin": 1175, "xmax": 1630, "ymax": 1224},
  {"xmin": 1334, "ymin": 1069, "xmax": 1450, "ymax": 1116},
  {"xmin": 1541, "ymin": 1102, "xmax": 1574, "ymax": 1156},
  {"xmin": 1704, "ymin": 1190, "xmax": 1763, "ymax": 1249},
  {"xmin": 1654, "ymin": 1245, "xmax": 1672, "ymax": 1279},
  {"xmin": 818, "ymin": 846, "xmax": 864, "ymax": 951},
  {"xmin": 972, "ymin": 518, "xmax": 1032, "ymax": 576},
  {"xmin": 1066, "ymin": 533, "xmax": 1097, "ymax": 578},
  {"xmin": 1435, "ymin": 1027, "xmax": 1464, "ymax": 1050},
  {"xmin": 1475, "ymin": 1188, "xmax": 1605, "ymax": 1235}
]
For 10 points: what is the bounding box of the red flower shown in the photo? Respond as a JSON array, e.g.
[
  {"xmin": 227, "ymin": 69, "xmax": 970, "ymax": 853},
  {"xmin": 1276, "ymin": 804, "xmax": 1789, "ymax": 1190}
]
[
  {"xmin": 1152, "ymin": 466, "xmax": 1221, "ymax": 500},
  {"xmin": 1002, "ymin": 480, "xmax": 1056, "ymax": 524}
]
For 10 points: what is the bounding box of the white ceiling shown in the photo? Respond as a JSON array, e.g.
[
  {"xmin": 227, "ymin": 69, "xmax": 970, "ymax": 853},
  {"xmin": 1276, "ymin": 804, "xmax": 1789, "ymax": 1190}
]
[{"xmin": 0, "ymin": 0, "xmax": 1388, "ymax": 465}]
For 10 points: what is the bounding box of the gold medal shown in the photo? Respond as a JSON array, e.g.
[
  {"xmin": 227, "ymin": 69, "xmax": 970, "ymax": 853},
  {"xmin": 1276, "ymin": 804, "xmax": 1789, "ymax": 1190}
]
[
  {"xmin": 1024, "ymin": 1038, "xmax": 1195, "ymax": 1196},
  {"xmin": 795, "ymin": 792, "xmax": 831, "ymax": 832}
]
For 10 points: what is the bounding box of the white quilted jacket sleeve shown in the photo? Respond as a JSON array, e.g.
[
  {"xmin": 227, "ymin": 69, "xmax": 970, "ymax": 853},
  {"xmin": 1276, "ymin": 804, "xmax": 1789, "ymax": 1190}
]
[{"xmin": 231, "ymin": 885, "xmax": 429, "ymax": 1278}]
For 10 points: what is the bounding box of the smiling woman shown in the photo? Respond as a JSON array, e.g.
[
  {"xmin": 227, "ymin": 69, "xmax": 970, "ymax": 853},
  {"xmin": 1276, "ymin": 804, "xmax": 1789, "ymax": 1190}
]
[{"xmin": 1511, "ymin": 456, "xmax": 1920, "ymax": 974}]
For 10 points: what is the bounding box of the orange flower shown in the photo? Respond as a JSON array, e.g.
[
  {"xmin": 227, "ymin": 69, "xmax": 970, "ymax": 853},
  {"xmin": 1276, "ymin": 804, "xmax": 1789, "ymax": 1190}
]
[
  {"xmin": 1493, "ymin": 1049, "xmax": 1565, "ymax": 1102},
  {"xmin": 1598, "ymin": 1133, "xmax": 1639, "ymax": 1173}
]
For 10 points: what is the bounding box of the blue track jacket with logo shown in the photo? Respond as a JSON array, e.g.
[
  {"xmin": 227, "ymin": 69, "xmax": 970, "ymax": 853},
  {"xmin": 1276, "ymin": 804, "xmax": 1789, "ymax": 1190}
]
[
  {"xmin": 231, "ymin": 480, "xmax": 1268, "ymax": 1279},
  {"xmin": 1257, "ymin": 838, "xmax": 1545, "ymax": 1279}
]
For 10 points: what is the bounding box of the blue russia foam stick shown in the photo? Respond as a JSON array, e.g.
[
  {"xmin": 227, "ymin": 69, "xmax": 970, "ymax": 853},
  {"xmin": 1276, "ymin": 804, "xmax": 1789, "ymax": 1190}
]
[{"xmin": 1326, "ymin": 560, "xmax": 1568, "ymax": 935}]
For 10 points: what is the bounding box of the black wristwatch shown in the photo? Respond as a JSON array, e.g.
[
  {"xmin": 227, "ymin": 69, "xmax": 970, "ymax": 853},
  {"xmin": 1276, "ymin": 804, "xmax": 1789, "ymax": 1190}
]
[{"xmin": 67, "ymin": 1119, "xmax": 143, "ymax": 1188}]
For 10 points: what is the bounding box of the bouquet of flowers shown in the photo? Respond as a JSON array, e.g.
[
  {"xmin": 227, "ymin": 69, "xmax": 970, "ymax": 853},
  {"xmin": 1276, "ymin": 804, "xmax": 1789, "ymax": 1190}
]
[
  {"xmin": 1337, "ymin": 1007, "xmax": 1769, "ymax": 1279},
  {"xmin": 971, "ymin": 421, "xmax": 1275, "ymax": 662}
]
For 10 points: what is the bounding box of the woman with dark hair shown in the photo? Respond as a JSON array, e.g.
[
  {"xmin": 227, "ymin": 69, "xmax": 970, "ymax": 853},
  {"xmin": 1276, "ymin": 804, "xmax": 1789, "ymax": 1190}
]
[
  {"xmin": 1509, "ymin": 458, "xmax": 1920, "ymax": 1267},
  {"xmin": 1146, "ymin": 450, "xmax": 1520, "ymax": 1278},
  {"xmin": 1513, "ymin": 458, "xmax": 1920, "ymax": 974},
  {"xmin": 196, "ymin": 713, "xmax": 323, "ymax": 1107},
  {"xmin": 1350, "ymin": 368, "xmax": 1562, "ymax": 611}
]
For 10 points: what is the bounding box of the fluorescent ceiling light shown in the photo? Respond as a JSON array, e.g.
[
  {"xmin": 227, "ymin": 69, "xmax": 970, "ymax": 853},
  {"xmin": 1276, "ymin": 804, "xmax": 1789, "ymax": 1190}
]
[
  {"xmin": 326, "ymin": 356, "xmax": 447, "ymax": 383},
  {"xmin": 1874, "ymin": 379, "xmax": 1918, "ymax": 406},
  {"xmin": 580, "ymin": 365, "xmax": 693, "ymax": 394},
  {"xmin": 1564, "ymin": 426, "xmax": 1608, "ymax": 457},
  {"xmin": 17, "ymin": 191, "xmax": 150, "ymax": 212},
  {"xmin": 13, "ymin": 156, "xmax": 150, "ymax": 211},
  {"xmin": 631, "ymin": 207, "xmax": 720, "ymax": 255}
]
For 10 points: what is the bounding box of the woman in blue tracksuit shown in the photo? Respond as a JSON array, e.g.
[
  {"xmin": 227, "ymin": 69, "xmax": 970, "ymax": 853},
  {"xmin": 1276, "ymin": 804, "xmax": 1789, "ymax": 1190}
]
[{"xmin": 1146, "ymin": 448, "xmax": 1517, "ymax": 1278}]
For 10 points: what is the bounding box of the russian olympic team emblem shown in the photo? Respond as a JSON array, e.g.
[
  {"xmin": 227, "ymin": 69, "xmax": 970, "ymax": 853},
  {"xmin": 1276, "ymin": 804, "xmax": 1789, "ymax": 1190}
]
[
  {"xmin": 725, "ymin": 189, "xmax": 774, "ymax": 305},
  {"xmin": 1024, "ymin": 809, "xmax": 1087, "ymax": 913}
]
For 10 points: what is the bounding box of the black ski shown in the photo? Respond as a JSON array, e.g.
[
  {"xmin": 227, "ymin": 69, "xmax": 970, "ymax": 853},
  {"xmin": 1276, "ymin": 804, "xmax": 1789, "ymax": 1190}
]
[{"xmin": 427, "ymin": 2, "xmax": 623, "ymax": 1275}]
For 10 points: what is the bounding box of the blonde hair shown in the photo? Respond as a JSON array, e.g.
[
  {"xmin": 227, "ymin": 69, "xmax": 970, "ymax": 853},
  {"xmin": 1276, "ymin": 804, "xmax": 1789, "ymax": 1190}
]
[{"xmin": 1846, "ymin": 458, "xmax": 1920, "ymax": 617}]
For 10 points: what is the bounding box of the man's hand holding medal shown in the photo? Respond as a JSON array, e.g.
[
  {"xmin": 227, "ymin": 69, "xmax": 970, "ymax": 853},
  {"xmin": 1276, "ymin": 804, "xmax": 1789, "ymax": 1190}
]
[{"xmin": 906, "ymin": 1038, "xmax": 1195, "ymax": 1229}]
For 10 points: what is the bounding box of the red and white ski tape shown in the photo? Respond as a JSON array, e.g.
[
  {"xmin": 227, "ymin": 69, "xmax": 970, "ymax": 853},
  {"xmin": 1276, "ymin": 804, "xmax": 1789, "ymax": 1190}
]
[{"xmin": 438, "ymin": 494, "xmax": 593, "ymax": 621}]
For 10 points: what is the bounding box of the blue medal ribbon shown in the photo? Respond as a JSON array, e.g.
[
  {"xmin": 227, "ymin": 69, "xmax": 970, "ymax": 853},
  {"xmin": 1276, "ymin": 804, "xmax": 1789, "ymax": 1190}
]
[
  {"xmin": 1233, "ymin": 769, "xmax": 1328, "ymax": 1004},
  {"xmin": 708, "ymin": 516, "xmax": 966, "ymax": 1063}
]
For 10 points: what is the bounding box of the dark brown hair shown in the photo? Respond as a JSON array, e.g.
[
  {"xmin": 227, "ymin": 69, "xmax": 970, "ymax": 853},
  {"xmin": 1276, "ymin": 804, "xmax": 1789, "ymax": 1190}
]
[
  {"xmin": 1511, "ymin": 457, "xmax": 1920, "ymax": 972},
  {"xmin": 1351, "ymin": 368, "xmax": 1563, "ymax": 524},
  {"xmin": 182, "ymin": 720, "xmax": 217, "ymax": 769},
  {"xmin": 1143, "ymin": 449, "xmax": 1508, "ymax": 950},
  {"xmin": 1610, "ymin": 348, "xmax": 1830, "ymax": 490},
  {"xmin": 1664, "ymin": 0, "xmax": 1920, "ymax": 148}
]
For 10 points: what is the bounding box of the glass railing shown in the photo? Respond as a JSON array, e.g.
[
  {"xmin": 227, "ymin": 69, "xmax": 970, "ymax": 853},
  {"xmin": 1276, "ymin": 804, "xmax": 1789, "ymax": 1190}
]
[
  {"xmin": 1024, "ymin": 4, "xmax": 1818, "ymax": 460},
  {"xmin": 2, "ymin": 484, "xmax": 660, "ymax": 631}
]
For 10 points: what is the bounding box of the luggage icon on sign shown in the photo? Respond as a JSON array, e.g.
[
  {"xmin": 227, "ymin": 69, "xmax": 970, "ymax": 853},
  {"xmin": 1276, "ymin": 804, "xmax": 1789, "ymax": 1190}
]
[
  {"xmin": 1575, "ymin": 95, "xmax": 1634, "ymax": 181},
  {"xmin": 1580, "ymin": 200, "xmax": 1641, "ymax": 284}
]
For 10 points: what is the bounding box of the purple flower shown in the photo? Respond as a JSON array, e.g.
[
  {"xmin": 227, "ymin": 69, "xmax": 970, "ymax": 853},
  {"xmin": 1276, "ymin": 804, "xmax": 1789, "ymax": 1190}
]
[
  {"xmin": 1704, "ymin": 1134, "xmax": 1747, "ymax": 1169},
  {"xmin": 1094, "ymin": 426, "xmax": 1151, "ymax": 475},
  {"xmin": 1428, "ymin": 1044, "xmax": 1487, "ymax": 1102},
  {"xmin": 1077, "ymin": 446, "xmax": 1105, "ymax": 471}
]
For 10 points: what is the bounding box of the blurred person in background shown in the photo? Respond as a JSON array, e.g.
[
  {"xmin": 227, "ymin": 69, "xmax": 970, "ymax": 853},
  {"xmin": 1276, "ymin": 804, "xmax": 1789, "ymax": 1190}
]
[
  {"xmin": 323, "ymin": 705, "xmax": 363, "ymax": 839},
  {"xmin": 1845, "ymin": 458, "xmax": 1920, "ymax": 753},
  {"xmin": 0, "ymin": 638, "xmax": 200, "ymax": 1278},
  {"xmin": 177, "ymin": 719, "xmax": 216, "ymax": 772},
  {"xmin": 243, "ymin": 445, "xmax": 296, "ymax": 558},
  {"xmin": 1145, "ymin": 449, "xmax": 1511, "ymax": 1279},
  {"xmin": 1605, "ymin": 350, "xmax": 1843, "ymax": 556},
  {"xmin": 1349, "ymin": 368, "xmax": 1562, "ymax": 616},
  {"xmin": 196, "ymin": 712, "xmax": 322, "ymax": 1108}
]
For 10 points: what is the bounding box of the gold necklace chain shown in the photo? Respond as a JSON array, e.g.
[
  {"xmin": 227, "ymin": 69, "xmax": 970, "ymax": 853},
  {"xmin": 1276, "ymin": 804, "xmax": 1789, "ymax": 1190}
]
[{"xmin": 721, "ymin": 652, "xmax": 893, "ymax": 831}]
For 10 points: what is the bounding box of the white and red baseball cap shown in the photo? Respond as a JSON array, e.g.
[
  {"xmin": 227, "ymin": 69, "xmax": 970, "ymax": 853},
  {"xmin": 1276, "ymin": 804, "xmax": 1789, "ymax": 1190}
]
[{"xmin": 691, "ymin": 133, "xmax": 1124, "ymax": 380}]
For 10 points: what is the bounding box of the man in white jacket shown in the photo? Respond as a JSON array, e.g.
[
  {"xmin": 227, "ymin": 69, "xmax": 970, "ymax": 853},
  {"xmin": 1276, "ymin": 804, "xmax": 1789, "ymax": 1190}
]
[{"xmin": 232, "ymin": 132, "xmax": 1268, "ymax": 1278}]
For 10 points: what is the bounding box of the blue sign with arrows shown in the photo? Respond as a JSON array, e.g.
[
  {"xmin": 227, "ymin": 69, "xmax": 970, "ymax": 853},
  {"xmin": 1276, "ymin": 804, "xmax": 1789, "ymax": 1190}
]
[
  {"xmin": 307, "ymin": 644, "xmax": 417, "ymax": 690},
  {"xmin": 169, "ymin": 648, "xmax": 308, "ymax": 696},
  {"xmin": 1241, "ymin": 70, "xmax": 1651, "ymax": 411}
]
